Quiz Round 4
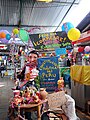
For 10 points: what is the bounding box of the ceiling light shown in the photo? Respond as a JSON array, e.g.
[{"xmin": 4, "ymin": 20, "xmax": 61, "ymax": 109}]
[{"xmin": 37, "ymin": 0, "xmax": 52, "ymax": 3}]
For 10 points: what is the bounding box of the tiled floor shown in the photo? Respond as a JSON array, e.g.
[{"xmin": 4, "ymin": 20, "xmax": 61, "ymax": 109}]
[{"xmin": 0, "ymin": 76, "xmax": 90, "ymax": 120}]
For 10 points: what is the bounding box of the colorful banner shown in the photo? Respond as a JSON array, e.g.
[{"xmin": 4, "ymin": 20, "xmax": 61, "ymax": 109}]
[
  {"xmin": 38, "ymin": 56, "xmax": 59, "ymax": 92},
  {"xmin": 29, "ymin": 31, "xmax": 72, "ymax": 50},
  {"xmin": 70, "ymin": 65, "xmax": 90, "ymax": 85}
]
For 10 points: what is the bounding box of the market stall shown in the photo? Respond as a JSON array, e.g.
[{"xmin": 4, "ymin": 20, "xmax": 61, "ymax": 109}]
[
  {"xmin": 71, "ymin": 65, "xmax": 90, "ymax": 111},
  {"xmin": 70, "ymin": 31, "xmax": 90, "ymax": 112}
]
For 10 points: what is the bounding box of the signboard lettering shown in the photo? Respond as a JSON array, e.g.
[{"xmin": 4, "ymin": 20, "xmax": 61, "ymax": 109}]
[
  {"xmin": 29, "ymin": 31, "xmax": 72, "ymax": 50},
  {"xmin": 38, "ymin": 56, "xmax": 59, "ymax": 92}
]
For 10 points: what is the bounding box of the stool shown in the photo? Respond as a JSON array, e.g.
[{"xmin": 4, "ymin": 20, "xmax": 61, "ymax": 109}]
[{"xmin": 87, "ymin": 101, "xmax": 90, "ymax": 115}]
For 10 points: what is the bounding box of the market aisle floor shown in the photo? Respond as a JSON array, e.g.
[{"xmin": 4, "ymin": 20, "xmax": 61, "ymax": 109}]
[
  {"xmin": 0, "ymin": 76, "xmax": 14, "ymax": 120},
  {"xmin": 0, "ymin": 76, "xmax": 90, "ymax": 120}
]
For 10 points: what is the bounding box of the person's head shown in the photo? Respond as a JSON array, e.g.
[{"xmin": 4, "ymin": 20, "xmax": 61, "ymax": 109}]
[
  {"xmin": 49, "ymin": 52, "xmax": 56, "ymax": 57},
  {"xmin": 1, "ymin": 63, "xmax": 4, "ymax": 66},
  {"xmin": 28, "ymin": 50, "xmax": 39, "ymax": 63}
]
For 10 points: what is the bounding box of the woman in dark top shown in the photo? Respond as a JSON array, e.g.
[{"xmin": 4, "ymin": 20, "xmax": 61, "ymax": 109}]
[{"xmin": 0, "ymin": 63, "xmax": 6, "ymax": 78}]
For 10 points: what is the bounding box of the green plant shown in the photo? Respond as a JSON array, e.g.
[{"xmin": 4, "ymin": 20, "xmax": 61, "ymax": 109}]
[{"xmin": 34, "ymin": 75, "xmax": 40, "ymax": 89}]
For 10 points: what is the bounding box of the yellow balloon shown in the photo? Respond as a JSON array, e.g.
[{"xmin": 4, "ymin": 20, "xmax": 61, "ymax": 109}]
[
  {"xmin": 67, "ymin": 28, "xmax": 80, "ymax": 41},
  {"xmin": 13, "ymin": 28, "xmax": 19, "ymax": 34}
]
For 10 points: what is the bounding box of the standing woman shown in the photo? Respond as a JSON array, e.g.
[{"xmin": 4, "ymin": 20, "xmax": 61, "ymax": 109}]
[{"xmin": 0, "ymin": 63, "xmax": 6, "ymax": 78}]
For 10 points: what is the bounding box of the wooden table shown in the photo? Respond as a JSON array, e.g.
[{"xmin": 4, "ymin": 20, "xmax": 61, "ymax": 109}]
[{"xmin": 18, "ymin": 99, "xmax": 47, "ymax": 120}]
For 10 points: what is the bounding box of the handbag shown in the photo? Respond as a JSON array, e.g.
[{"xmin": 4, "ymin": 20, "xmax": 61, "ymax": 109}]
[{"xmin": 41, "ymin": 111, "xmax": 68, "ymax": 120}]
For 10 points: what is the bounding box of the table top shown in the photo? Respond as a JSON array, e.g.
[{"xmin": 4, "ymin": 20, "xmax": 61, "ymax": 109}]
[{"xmin": 19, "ymin": 99, "xmax": 47, "ymax": 109}]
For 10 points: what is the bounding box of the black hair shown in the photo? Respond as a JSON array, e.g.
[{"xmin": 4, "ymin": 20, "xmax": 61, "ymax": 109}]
[{"xmin": 28, "ymin": 50, "xmax": 39, "ymax": 57}]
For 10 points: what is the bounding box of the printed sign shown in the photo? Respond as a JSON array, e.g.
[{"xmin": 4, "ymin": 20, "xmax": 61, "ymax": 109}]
[
  {"xmin": 38, "ymin": 56, "xmax": 59, "ymax": 92},
  {"xmin": 55, "ymin": 48, "xmax": 67, "ymax": 56},
  {"xmin": 29, "ymin": 31, "xmax": 72, "ymax": 50},
  {"xmin": 47, "ymin": 91, "xmax": 66, "ymax": 109}
]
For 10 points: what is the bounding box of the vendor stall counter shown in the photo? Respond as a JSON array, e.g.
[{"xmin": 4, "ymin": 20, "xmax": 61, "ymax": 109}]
[{"xmin": 70, "ymin": 65, "xmax": 90, "ymax": 112}]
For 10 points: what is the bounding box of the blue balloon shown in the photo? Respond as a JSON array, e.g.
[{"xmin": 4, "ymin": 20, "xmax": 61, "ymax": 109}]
[
  {"xmin": 62, "ymin": 22, "xmax": 74, "ymax": 32},
  {"xmin": 84, "ymin": 51, "xmax": 90, "ymax": 54},
  {"xmin": 6, "ymin": 34, "xmax": 11, "ymax": 40},
  {"xmin": 15, "ymin": 34, "xmax": 19, "ymax": 38}
]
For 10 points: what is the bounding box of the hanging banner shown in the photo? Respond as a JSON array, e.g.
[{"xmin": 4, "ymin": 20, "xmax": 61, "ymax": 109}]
[
  {"xmin": 70, "ymin": 65, "xmax": 90, "ymax": 85},
  {"xmin": 29, "ymin": 31, "xmax": 72, "ymax": 50},
  {"xmin": 38, "ymin": 56, "xmax": 59, "ymax": 92}
]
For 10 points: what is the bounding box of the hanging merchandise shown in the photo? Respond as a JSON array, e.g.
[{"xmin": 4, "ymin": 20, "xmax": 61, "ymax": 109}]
[
  {"xmin": 84, "ymin": 46, "xmax": 90, "ymax": 52},
  {"xmin": 73, "ymin": 47, "xmax": 78, "ymax": 53},
  {"xmin": 67, "ymin": 28, "xmax": 81, "ymax": 41},
  {"xmin": 19, "ymin": 29, "xmax": 29, "ymax": 42},
  {"xmin": 62, "ymin": 22, "xmax": 74, "ymax": 33},
  {"xmin": 78, "ymin": 47, "xmax": 84, "ymax": 53},
  {"xmin": 6, "ymin": 34, "xmax": 11, "ymax": 40},
  {"xmin": 13, "ymin": 28, "xmax": 19, "ymax": 35},
  {"xmin": 0, "ymin": 30, "xmax": 10, "ymax": 43},
  {"xmin": 0, "ymin": 32, "xmax": 6, "ymax": 38}
]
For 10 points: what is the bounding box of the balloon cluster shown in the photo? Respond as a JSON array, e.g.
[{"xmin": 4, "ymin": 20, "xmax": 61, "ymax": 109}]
[
  {"xmin": 0, "ymin": 28, "xmax": 29, "ymax": 44},
  {"xmin": 73, "ymin": 46, "xmax": 90, "ymax": 54},
  {"xmin": 84, "ymin": 46, "xmax": 90, "ymax": 52},
  {"xmin": 78, "ymin": 46, "xmax": 84, "ymax": 53},
  {"xmin": 0, "ymin": 30, "xmax": 11, "ymax": 43},
  {"xmin": 62, "ymin": 22, "xmax": 81, "ymax": 41}
]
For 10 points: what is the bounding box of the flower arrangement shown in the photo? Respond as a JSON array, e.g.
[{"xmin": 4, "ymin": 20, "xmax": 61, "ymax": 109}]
[{"xmin": 10, "ymin": 86, "xmax": 41, "ymax": 108}]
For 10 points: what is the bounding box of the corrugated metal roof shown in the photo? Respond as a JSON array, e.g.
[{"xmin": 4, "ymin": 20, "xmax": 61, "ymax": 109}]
[{"xmin": 0, "ymin": 0, "xmax": 80, "ymax": 34}]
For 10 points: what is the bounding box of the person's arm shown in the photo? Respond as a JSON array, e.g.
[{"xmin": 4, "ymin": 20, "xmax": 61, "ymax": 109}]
[{"xmin": 62, "ymin": 94, "xmax": 78, "ymax": 120}]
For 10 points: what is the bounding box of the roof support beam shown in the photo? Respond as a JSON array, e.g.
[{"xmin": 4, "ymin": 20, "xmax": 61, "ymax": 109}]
[
  {"xmin": 54, "ymin": 0, "xmax": 77, "ymax": 32},
  {"xmin": 0, "ymin": 25, "xmax": 58, "ymax": 27}
]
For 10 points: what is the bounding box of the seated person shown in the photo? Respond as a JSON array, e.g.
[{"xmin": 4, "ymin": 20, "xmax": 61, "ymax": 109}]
[
  {"xmin": 62, "ymin": 94, "xmax": 79, "ymax": 120},
  {"xmin": 41, "ymin": 92, "xmax": 79, "ymax": 120}
]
